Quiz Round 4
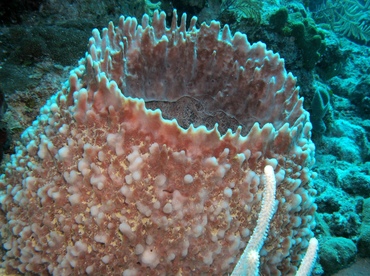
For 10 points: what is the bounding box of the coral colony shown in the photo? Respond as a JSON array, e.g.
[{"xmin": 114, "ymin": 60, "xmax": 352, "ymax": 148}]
[{"xmin": 0, "ymin": 10, "xmax": 318, "ymax": 275}]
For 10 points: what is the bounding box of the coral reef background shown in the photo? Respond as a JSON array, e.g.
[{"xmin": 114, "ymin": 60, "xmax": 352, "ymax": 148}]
[{"xmin": 0, "ymin": 0, "xmax": 369, "ymax": 275}]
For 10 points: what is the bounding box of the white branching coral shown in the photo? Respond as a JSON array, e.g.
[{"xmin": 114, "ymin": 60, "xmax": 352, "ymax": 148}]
[
  {"xmin": 0, "ymin": 10, "xmax": 317, "ymax": 275},
  {"xmin": 231, "ymin": 165, "xmax": 318, "ymax": 276},
  {"xmin": 232, "ymin": 165, "xmax": 277, "ymax": 276},
  {"xmin": 296, "ymin": 237, "xmax": 319, "ymax": 276}
]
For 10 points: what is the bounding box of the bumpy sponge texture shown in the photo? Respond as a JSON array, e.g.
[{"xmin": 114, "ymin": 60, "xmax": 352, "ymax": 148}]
[{"xmin": 0, "ymin": 10, "xmax": 316, "ymax": 275}]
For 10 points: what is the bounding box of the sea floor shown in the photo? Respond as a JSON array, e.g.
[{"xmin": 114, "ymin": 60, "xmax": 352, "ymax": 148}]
[{"xmin": 333, "ymin": 258, "xmax": 370, "ymax": 276}]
